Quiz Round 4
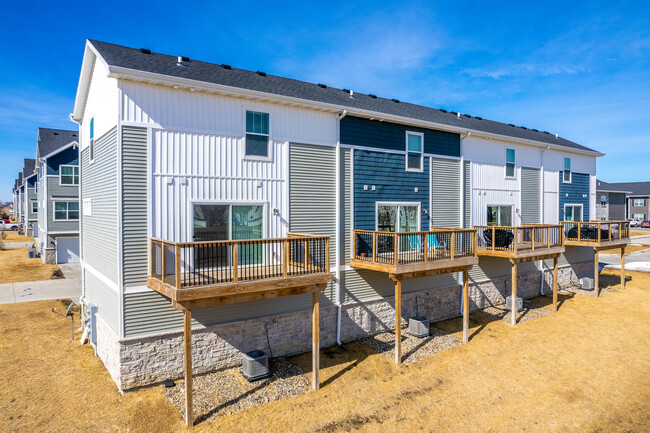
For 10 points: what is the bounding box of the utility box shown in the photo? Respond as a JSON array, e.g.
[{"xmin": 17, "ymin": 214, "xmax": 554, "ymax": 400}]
[
  {"xmin": 408, "ymin": 316, "xmax": 430, "ymax": 338},
  {"xmin": 27, "ymin": 248, "xmax": 36, "ymax": 259},
  {"xmin": 580, "ymin": 277, "xmax": 594, "ymax": 291},
  {"xmin": 242, "ymin": 350, "xmax": 270, "ymax": 381},
  {"xmin": 506, "ymin": 295, "xmax": 523, "ymax": 312}
]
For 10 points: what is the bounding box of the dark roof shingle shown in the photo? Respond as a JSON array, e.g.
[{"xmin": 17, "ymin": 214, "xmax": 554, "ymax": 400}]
[
  {"xmin": 38, "ymin": 128, "xmax": 78, "ymax": 158},
  {"xmin": 600, "ymin": 181, "xmax": 650, "ymax": 196},
  {"xmin": 88, "ymin": 40, "xmax": 598, "ymax": 154},
  {"xmin": 22, "ymin": 159, "xmax": 36, "ymax": 178}
]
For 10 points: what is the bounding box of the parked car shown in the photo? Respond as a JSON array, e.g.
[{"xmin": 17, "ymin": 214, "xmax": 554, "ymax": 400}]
[
  {"xmin": 0, "ymin": 221, "xmax": 21, "ymax": 230},
  {"xmin": 641, "ymin": 221, "xmax": 650, "ymax": 228},
  {"xmin": 627, "ymin": 218, "xmax": 639, "ymax": 227}
]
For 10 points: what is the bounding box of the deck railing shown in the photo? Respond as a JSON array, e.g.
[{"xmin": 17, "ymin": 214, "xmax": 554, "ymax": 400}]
[
  {"xmin": 352, "ymin": 228, "xmax": 476, "ymax": 266},
  {"xmin": 561, "ymin": 221, "xmax": 629, "ymax": 243},
  {"xmin": 474, "ymin": 224, "xmax": 563, "ymax": 253},
  {"xmin": 150, "ymin": 233, "xmax": 330, "ymax": 289}
]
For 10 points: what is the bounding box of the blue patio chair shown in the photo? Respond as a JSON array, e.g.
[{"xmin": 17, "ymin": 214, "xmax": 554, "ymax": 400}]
[{"xmin": 427, "ymin": 234, "xmax": 447, "ymax": 256}]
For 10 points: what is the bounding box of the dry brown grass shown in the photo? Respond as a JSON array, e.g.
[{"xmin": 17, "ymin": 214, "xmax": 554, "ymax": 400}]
[
  {"xmin": 0, "ymin": 247, "xmax": 60, "ymax": 283},
  {"xmin": 630, "ymin": 230, "xmax": 649, "ymax": 237},
  {"xmin": 598, "ymin": 244, "xmax": 650, "ymax": 255},
  {"xmin": 1, "ymin": 271, "xmax": 649, "ymax": 432},
  {"xmin": 1, "ymin": 230, "xmax": 35, "ymax": 243}
]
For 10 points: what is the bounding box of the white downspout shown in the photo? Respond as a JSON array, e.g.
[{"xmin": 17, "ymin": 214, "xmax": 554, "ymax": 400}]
[
  {"xmin": 539, "ymin": 145, "xmax": 550, "ymax": 295},
  {"xmin": 335, "ymin": 109, "xmax": 347, "ymax": 346},
  {"xmin": 459, "ymin": 131, "xmax": 469, "ymax": 315}
]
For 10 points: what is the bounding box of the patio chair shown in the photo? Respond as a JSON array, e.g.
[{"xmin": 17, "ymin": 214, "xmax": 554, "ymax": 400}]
[{"xmin": 483, "ymin": 228, "xmax": 514, "ymax": 248}]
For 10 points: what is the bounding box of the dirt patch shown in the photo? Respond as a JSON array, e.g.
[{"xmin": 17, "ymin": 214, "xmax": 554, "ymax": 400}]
[
  {"xmin": 1, "ymin": 271, "xmax": 649, "ymax": 432},
  {"xmin": 0, "ymin": 247, "xmax": 60, "ymax": 283},
  {"xmin": 164, "ymin": 357, "xmax": 309, "ymax": 423}
]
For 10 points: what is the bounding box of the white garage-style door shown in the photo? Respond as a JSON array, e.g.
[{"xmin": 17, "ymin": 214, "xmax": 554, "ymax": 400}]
[{"xmin": 56, "ymin": 237, "xmax": 80, "ymax": 264}]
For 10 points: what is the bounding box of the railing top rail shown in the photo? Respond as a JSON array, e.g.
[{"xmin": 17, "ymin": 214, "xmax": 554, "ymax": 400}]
[
  {"xmin": 473, "ymin": 224, "xmax": 561, "ymax": 230},
  {"xmin": 151, "ymin": 234, "xmax": 330, "ymax": 248},
  {"xmin": 353, "ymin": 228, "xmax": 477, "ymax": 234},
  {"xmin": 561, "ymin": 220, "xmax": 628, "ymax": 225}
]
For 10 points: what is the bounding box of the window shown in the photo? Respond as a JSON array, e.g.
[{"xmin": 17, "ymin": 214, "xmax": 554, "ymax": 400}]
[
  {"xmin": 32, "ymin": 201, "xmax": 38, "ymax": 213},
  {"xmin": 563, "ymin": 157, "xmax": 571, "ymax": 183},
  {"xmin": 564, "ymin": 204, "xmax": 583, "ymax": 222},
  {"xmin": 54, "ymin": 201, "xmax": 79, "ymax": 220},
  {"xmin": 487, "ymin": 205, "xmax": 512, "ymax": 226},
  {"xmin": 90, "ymin": 117, "xmax": 94, "ymax": 140},
  {"xmin": 193, "ymin": 203, "xmax": 264, "ymax": 265},
  {"xmin": 633, "ymin": 213, "xmax": 645, "ymax": 221},
  {"xmin": 376, "ymin": 203, "xmax": 420, "ymax": 232},
  {"xmin": 633, "ymin": 198, "xmax": 645, "ymax": 207},
  {"xmin": 405, "ymin": 132, "xmax": 423, "ymax": 172},
  {"xmin": 89, "ymin": 117, "xmax": 95, "ymax": 162},
  {"xmin": 245, "ymin": 111, "xmax": 270, "ymax": 157},
  {"xmin": 60, "ymin": 165, "xmax": 79, "ymax": 185},
  {"xmin": 505, "ymin": 148, "xmax": 515, "ymax": 178},
  {"xmin": 600, "ymin": 195, "xmax": 607, "ymax": 206}
]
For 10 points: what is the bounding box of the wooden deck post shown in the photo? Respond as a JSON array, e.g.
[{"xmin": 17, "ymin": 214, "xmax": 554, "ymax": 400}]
[
  {"xmin": 511, "ymin": 260, "xmax": 518, "ymax": 326},
  {"xmin": 594, "ymin": 249, "xmax": 600, "ymax": 297},
  {"xmin": 395, "ymin": 279, "xmax": 402, "ymax": 364},
  {"xmin": 183, "ymin": 308, "xmax": 193, "ymax": 427},
  {"xmin": 462, "ymin": 269, "xmax": 469, "ymax": 344},
  {"xmin": 232, "ymin": 244, "xmax": 239, "ymax": 283},
  {"xmin": 312, "ymin": 289, "xmax": 320, "ymax": 391},
  {"xmin": 553, "ymin": 256, "xmax": 558, "ymax": 312},
  {"xmin": 161, "ymin": 242, "xmax": 167, "ymax": 283},
  {"xmin": 621, "ymin": 246, "xmax": 626, "ymax": 289},
  {"xmin": 394, "ymin": 233, "xmax": 399, "ymax": 266},
  {"xmin": 175, "ymin": 245, "xmax": 181, "ymax": 290},
  {"xmin": 450, "ymin": 231, "xmax": 456, "ymax": 259},
  {"xmin": 282, "ymin": 239, "xmax": 288, "ymax": 278}
]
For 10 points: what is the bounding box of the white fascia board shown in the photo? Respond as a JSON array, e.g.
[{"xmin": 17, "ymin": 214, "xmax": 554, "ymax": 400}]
[
  {"xmin": 108, "ymin": 65, "xmax": 604, "ymax": 158},
  {"xmin": 39, "ymin": 141, "xmax": 79, "ymax": 160},
  {"xmin": 71, "ymin": 40, "xmax": 110, "ymax": 122}
]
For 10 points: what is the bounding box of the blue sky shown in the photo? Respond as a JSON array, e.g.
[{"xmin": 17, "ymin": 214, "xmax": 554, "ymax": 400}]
[{"xmin": 1, "ymin": 0, "xmax": 649, "ymax": 202}]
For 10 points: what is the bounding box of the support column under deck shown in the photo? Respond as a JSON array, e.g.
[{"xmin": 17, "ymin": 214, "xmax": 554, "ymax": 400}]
[
  {"xmin": 183, "ymin": 308, "xmax": 193, "ymax": 427},
  {"xmin": 510, "ymin": 260, "xmax": 518, "ymax": 326},
  {"xmin": 621, "ymin": 246, "xmax": 626, "ymax": 289},
  {"xmin": 394, "ymin": 279, "xmax": 402, "ymax": 365},
  {"xmin": 312, "ymin": 290, "xmax": 320, "ymax": 391},
  {"xmin": 462, "ymin": 269, "xmax": 469, "ymax": 344},
  {"xmin": 553, "ymin": 257, "xmax": 558, "ymax": 312},
  {"xmin": 594, "ymin": 249, "xmax": 600, "ymax": 297}
]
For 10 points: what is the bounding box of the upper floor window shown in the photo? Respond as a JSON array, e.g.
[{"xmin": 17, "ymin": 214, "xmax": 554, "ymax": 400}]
[
  {"xmin": 563, "ymin": 157, "xmax": 571, "ymax": 183},
  {"xmin": 405, "ymin": 132, "xmax": 423, "ymax": 172},
  {"xmin": 245, "ymin": 111, "xmax": 269, "ymax": 157},
  {"xmin": 89, "ymin": 117, "xmax": 95, "ymax": 163},
  {"xmin": 32, "ymin": 201, "xmax": 38, "ymax": 213},
  {"xmin": 54, "ymin": 201, "xmax": 79, "ymax": 221},
  {"xmin": 505, "ymin": 148, "xmax": 515, "ymax": 178},
  {"xmin": 633, "ymin": 198, "xmax": 645, "ymax": 207},
  {"xmin": 60, "ymin": 165, "xmax": 79, "ymax": 185},
  {"xmin": 90, "ymin": 117, "xmax": 94, "ymax": 140},
  {"xmin": 600, "ymin": 195, "xmax": 607, "ymax": 206}
]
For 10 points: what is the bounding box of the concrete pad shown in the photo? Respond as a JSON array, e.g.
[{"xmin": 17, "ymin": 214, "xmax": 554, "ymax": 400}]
[
  {"xmin": 0, "ymin": 263, "xmax": 81, "ymax": 304},
  {"xmin": 604, "ymin": 262, "xmax": 650, "ymax": 273}
]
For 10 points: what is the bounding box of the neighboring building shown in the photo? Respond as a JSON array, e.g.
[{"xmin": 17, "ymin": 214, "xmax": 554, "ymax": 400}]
[
  {"xmin": 21, "ymin": 159, "xmax": 37, "ymax": 236},
  {"xmin": 35, "ymin": 128, "xmax": 80, "ymax": 264},
  {"xmin": 598, "ymin": 181, "xmax": 650, "ymax": 222},
  {"xmin": 16, "ymin": 172, "xmax": 24, "ymax": 228},
  {"xmin": 71, "ymin": 40, "xmax": 601, "ymax": 392},
  {"xmin": 12, "ymin": 178, "xmax": 19, "ymax": 220},
  {"xmin": 595, "ymin": 180, "xmax": 630, "ymax": 221}
]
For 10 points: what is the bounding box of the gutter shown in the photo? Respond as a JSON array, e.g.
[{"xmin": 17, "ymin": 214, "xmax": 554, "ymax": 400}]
[
  {"xmin": 105, "ymin": 65, "xmax": 605, "ymax": 158},
  {"xmin": 335, "ymin": 109, "xmax": 347, "ymax": 346}
]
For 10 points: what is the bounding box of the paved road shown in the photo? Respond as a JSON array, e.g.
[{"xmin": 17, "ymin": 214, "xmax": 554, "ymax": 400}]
[
  {"xmin": 601, "ymin": 234, "xmax": 650, "ymax": 272},
  {"xmin": 0, "ymin": 263, "xmax": 81, "ymax": 304}
]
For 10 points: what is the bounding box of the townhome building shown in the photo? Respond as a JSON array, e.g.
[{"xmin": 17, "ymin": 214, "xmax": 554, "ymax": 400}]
[
  {"xmin": 15, "ymin": 172, "xmax": 24, "ymax": 224},
  {"xmin": 595, "ymin": 180, "xmax": 630, "ymax": 221},
  {"xmin": 35, "ymin": 128, "xmax": 80, "ymax": 264},
  {"xmin": 21, "ymin": 159, "xmax": 37, "ymax": 236},
  {"xmin": 72, "ymin": 40, "xmax": 602, "ymax": 394},
  {"xmin": 12, "ymin": 178, "xmax": 19, "ymax": 220}
]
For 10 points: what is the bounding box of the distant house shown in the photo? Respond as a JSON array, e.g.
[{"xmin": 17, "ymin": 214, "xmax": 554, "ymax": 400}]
[
  {"xmin": 595, "ymin": 180, "xmax": 630, "ymax": 221},
  {"xmin": 21, "ymin": 159, "xmax": 37, "ymax": 236},
  {"xmin": 35, "ymin": 128, "xmax": 80, "ymax": 264},
  {"xmin": 598, "ymin": 181, "xmax": 650, "ymax": 222}
]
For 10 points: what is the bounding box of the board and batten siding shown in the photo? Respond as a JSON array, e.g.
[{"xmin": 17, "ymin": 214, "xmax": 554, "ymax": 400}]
[
  {"xmin": 520, "ymin": 167, "xmax": 541, "ymax": 224},
  {"xmin": 543, "ymin": 170, "xmax": 559, "ymax": 224},
  {"xmin": 121, "ymin": 126, "xmax": 148, "ymax": 286},
  {"xmin": 81, "ymin": 127, "xmax": 118, "ymax": 284},
  {"xmin": 47, "ymin": 177, "xmax": 80, "ymax": 232},
  {"xmin": 464, "ymin": 160, "xmax": 471, "ymax": 228},
  {"xmin": 470, "ymin": 162, "xmax": 519, "ymax": 226},
  {"xmin": 431, "ymin": 157, "xmax": 461, "ymax": 227}
]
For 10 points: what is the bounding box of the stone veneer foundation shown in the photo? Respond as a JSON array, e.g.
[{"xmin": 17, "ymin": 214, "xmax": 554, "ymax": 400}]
[{"xmin": 95, "ymin": 262, "xmax": 592, "ymax": 391}]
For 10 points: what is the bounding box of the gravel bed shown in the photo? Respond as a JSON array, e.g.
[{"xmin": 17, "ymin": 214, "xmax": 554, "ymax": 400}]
[
  {"xmin": 560, "ymin": 283, "xmax": 621, "ymax": 298},
  {"xmin": 164, "ymin": 356, "xmax": 309, "ymax": 424},
  {"xmin": 361, "ymin": 326, "xmax": 462, "ymax": 363},
  {"xmin": 481, "ymin": 302, "xmax": 553, "ymax": 324}
]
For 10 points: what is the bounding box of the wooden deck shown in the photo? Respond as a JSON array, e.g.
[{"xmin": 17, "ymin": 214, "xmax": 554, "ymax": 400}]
[
  {"xmin": 561, "ymin": 221, "xmax": 631, "ymax": 250},
  {"xmin": 474, "ymin": 224, "xmax": 565, "ymax": 261}
]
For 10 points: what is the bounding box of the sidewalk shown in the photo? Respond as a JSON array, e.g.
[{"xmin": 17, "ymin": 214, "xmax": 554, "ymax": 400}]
[{"xmin": 0, "ymin": 263, "xmax": 81, "ymax": 304}]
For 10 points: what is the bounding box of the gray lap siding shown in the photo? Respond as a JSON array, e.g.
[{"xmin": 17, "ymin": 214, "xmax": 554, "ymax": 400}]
[{"xmin": 47, "ymin": 178, "xmax": 79, "ymax": 232}]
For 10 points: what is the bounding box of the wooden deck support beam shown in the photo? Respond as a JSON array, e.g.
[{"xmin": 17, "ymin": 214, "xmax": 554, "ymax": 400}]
[
  {"xmin": 394, "ymin": 279, "xmax": 402, "ymax": 364},
  {"xmin": 594, "ymin": 249, "xmax": 600, "ymax": 297},
  {"xmin": 553, "ymin": 257, "xmax": 558, "ymax": 312},
  {"xmin": 312, "ymin": 289, "xmax": 320, "ymax": 391},
  {"xmin": 621, "ymin": 246, "xmax": 626, "ymax": 289},
  {"xmin": 183, "ymin": 308, "xmax": 193, "ymax": 427},
  {"xmin": 510, "ymin": 259, "xmax": 518, "ymax": 326},
  {"xmin": 462, "ymin": 269, "xmax": 469, "ymax": 344}
]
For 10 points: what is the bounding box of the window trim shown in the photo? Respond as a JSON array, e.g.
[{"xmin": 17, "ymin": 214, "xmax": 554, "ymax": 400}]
[
  {"xmin": 486, "ymin": 204, "xmax": 514, "ymax": 227},
  {"xmin": 563, "ymin": 157, "xmax": 572, "ymax": 183},
  {"xmin": 190, "ymin": 200, "xmax": 268, "ymax": 242},
  {"xmin": 375, "ymin": 201, "xmax": 421, "ymax": 232},
  {"xmin": 633, "ymin": 213, "xmax": 645, "ymax": 221},
  {"xmin": 405, "ymin": 131, "xmax": 424, "ymax": 172},
  {"xmin": 59, "ymin": 165, "xmax": 80, "ymax": 186},
  {"xmin": 53, "ymin": 200, "xmax": 80, "ymax": 221},
  {"xmin": 31, "ymin": 201, "xmax": 38, "ymax": 213},
  {"xmin": 600, "ymin": 195, "xmax": 607, "ymax": 206},
  {"xmin": 633, "ymin": 198, "xmax": 645, "ymax": 207},
  {"xmin": 563, "ymin": 203, "xmax": 583, "ymax": 222},
  {"xmin": 243, "ymin": 109, "xmax": 271, "ymax": 161},
  {"xmin": 505, "ymin": 148, "xmax": 516, "ymax": 179}
]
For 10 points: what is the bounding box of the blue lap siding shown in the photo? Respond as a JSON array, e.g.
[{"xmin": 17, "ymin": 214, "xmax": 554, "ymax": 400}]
[
  {"xmin": 354, "ymin": 150, "xmax": 429, "ymax": 231},
  {"xmin": 341, "ymin": 116, "xmax": 460, "ymax": 156},
  {"xmin": 47, "ymin": 146, "xmax": 79, "ymax": 175},
  {"xmin": 559, "ymin": 172, "xmax": 590, "ymax": 221}
]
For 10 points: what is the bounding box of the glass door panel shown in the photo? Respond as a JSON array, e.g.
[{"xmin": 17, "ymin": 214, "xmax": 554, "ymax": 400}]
[
  {"xmin": 193, "ymin": 204, "xmax": 229, "ymax": 269},
  {"xmin": 377, "ymin": 205, "xmax": 397, "ymax": 232},
  {"xmin": 232, "ymin": 205, "xmax": 264, "ymax": 265}
]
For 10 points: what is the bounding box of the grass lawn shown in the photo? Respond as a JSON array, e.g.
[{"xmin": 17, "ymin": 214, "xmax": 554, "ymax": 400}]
[
  {"xmin": 0, "ymin": 247, "xmax": 60, "ymax": 283},
  {"xmin": 630, "ymin": 230, "xmax": 649, "ymax": 237},
  {"xmin": 1, "ymin": 231, "xmax": 35, "ymax": 243},
  {"xmin": 1, "ymin": 269, "xmax": 649, "ymax": 432}
]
